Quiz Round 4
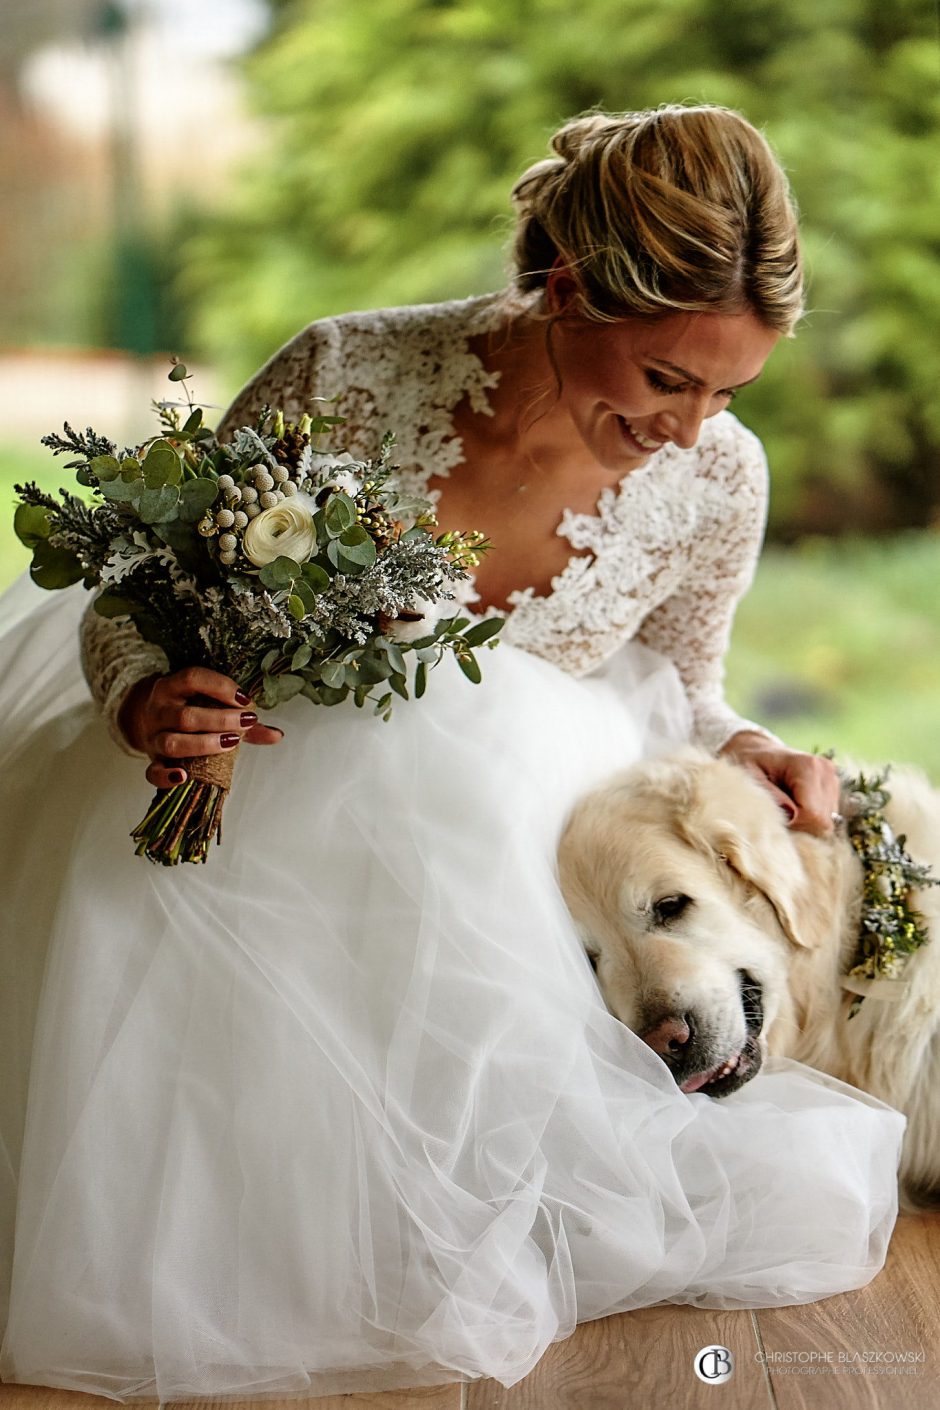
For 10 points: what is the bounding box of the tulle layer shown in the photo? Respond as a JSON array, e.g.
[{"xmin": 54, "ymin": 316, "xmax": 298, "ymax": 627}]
[{"xmin": 0, "ymin": 580, "xmax": 904, "ymax": 1402}]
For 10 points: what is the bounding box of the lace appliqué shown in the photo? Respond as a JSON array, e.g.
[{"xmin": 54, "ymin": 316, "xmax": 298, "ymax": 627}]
[{"xmin": 82, "ymin": 292, "xmax": 773, "ymax": 753}]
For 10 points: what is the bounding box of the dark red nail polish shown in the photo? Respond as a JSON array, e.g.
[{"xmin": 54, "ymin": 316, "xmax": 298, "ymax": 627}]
[
  {"xmin": 240, "ymin": 712, "xmax": 257, "ymax": 727},
  {"xmin": 234, "ymin": 690, "xmax": 251, "ymax": 706},
  {"xmin": 168, "ymin": 769, "xmax": 186, "ymax": 785},
  {"xmin": 220, "ymin": 733, "xmax": 240, "ymax": 748}
]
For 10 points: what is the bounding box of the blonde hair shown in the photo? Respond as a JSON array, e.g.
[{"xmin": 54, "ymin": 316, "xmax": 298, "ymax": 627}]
[{"xmin": 510, "ymin": 105, "xmax": 803, "ymax": 335}]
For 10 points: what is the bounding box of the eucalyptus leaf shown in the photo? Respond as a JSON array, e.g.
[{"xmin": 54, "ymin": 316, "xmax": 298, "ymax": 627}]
[
  {"xmin": 414, "ymin": 661, "xmax": 428, "ymax": 698},
  {"xmin": 461, "ymin": 617, "xmax": 504, "ymax": 648},
  {"xmin": 318, "ymin": 684, "xmax": 348, "ymax": 706},
  {"xmin": 143, "ymin": 440, "xmax": 183, "ymax": 488},
  {"xmin": 320, "ymin": 660, "xmax": 346, "ymax": 689},
  {"xmin": 138, "ymin": 484, "xmax": 180, "ymax": 524},
  {"xmin": 456, "ymin": 651, "xmax": 482, "ymax": 684},
  {"xmin": 355, "ymin": 655, "xmax": 392, "ymax": 685},
  {"xmin": 259, "ymin": 555, "xmax": 302, "ymax": 590},
  {"xmin": 178, "ymin": 478, "xmax": 219, "ymax": 522},
  {"xmin": 14, "ymin": 503, "xmax": 52, "ymax": 548},
  {"xmin": 291, "ymin": 643, "xmax": 313, "ymax": 671},
  {"xmin": 301, "ymin": 562, "xmax": 330, "ymax": 592},
  {"xmin": 326, "ymin": 530, "xmax": 377, "ymax": 575},
  {"xmin": 287, "ymin": 593, "xmax": 306, "ymax": 620},
  {"xmin": 384, "ymin": 641, "xmax": 406, "ymax": 677},
  {"xmin": 323, "ymin": 492, "xmax": 357, "ymax": 536},
  {"xmin": 290, "ymin": 580, "xmax": 320, "ymax": 614},
  {"xmin": 261, "ymin": 648, "xmax": 280, "ymax": 672},
  {"xmin": 98, "ymin": 476, "xmax": 142, "ymax": 505},
  {"xmin": 389, "ymin": 672, "xmax": 409, "ymax": 700},
  {"xmin": 30, "ymin": 540, "xmax": 84, "ymax": 590},
  {"xmin": 276, "ymin": 673, "xmax": 306, "ymax": 702},
  {"xmin": 168, "ymin": 362, "xmax": 188, "ymax": 381},
  {"xmin": 90, "ymin": 454, "xmax": 120, "ymax": 481},
  {"xmin": 183, "ymin": 408, "xmax": 203, "ymax": 434},
  {"xmin": 93, "ymin": 591, "xmax": 139, "ymax": 618},
  {"xmin": 151, "ymin": 518, "xmax": 201, "ymax": 566}
]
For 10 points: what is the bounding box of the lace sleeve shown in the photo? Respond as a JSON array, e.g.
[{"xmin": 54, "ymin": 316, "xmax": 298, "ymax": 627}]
[
  {"xmin": 79, "ymin": 605, "xmax": 168, "ymax": 756},
  {"xmin": 634, "ymin": 428, "xmax": 777, "ymax": 754}
]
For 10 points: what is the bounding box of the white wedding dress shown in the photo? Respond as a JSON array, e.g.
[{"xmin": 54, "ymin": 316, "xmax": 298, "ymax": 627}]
[{"xmin": 0, "ymin": 295, "xmax": 905, "ymax": 1401}]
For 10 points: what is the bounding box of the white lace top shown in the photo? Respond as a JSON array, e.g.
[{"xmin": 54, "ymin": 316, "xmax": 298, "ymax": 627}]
[{"xmin": 81, "ymin": 292, "xmax": 771, "ymax": 754}]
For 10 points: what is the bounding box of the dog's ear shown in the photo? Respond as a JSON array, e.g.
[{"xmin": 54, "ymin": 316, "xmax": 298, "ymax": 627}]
[{"xmin": 680, "ymin": 760, "xmax": 829, "ymax": 950}]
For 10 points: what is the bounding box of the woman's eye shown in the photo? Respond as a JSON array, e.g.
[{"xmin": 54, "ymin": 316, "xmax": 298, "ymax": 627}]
[
  {"xmin": 645, "ymin": 370, "xmax": 738, "ymax": 402},
  {"xmin": 645, "ymin": 370, "xmax": 685, "ymax": 395}
]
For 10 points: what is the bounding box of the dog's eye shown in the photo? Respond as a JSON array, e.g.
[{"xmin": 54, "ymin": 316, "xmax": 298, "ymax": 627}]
[{"xmin": 652, "ymin": 894, "xmax": 692, "ymax": 925}]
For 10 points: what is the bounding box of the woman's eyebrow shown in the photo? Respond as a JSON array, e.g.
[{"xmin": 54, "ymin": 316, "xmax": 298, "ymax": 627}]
[{"xmin": 649, "ymin": 358, "xmax": 762, "ymax": 390}]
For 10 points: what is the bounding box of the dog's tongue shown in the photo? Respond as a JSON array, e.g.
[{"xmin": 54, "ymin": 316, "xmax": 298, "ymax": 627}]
[{"xmin": 680, "ymin": 1065, "xmax": 724, "ymax": 1094}]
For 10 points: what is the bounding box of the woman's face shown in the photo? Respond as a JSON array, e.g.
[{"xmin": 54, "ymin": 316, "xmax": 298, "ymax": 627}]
[{"xmin": 546, "ymin": 284, "xmax": 780, "ymax": 473}]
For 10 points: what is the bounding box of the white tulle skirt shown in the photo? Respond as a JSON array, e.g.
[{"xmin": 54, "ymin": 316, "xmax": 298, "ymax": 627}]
[{"xmin": 0, "ymin": 578, "xmax": 904, "ymax": 1403}]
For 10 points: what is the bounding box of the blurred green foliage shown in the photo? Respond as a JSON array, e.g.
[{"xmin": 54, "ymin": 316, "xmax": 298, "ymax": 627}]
[
  {"xmin": 180, "ymin": 0, "xmax": 939, "ymax": 539},
  {"xmin": 726, "ymin": 533, "xmax": 940, "ymax": 778}
]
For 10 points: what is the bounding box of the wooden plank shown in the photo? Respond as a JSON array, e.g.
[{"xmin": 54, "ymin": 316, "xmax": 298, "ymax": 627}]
[
  {"xmin": 0, "ymin": 1384, "xmax": 461, "ymax": 1410},
  {"xmin": 466, "ymin": 1304, "xmax": 770, "ymax": 1409},
  {"xmin": 754, "ymin": 1210, "xmax": 940, "ymax": 1410}
]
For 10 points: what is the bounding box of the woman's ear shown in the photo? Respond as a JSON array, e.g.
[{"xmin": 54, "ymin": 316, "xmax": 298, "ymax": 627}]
[{"xmin": 545, "ymin": 260, "xmax": 582, "ymax": 317}]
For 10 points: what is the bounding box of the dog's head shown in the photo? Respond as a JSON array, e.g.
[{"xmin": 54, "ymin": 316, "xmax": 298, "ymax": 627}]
[{"xmin": 557, "ymin": 747, "xmax": 833, "ymax": 1098}]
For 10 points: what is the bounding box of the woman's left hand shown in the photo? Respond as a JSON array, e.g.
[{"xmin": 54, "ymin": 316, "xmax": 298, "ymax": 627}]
[{"xmin": 719, "ymin": 731, "xmax": 841, "ymax": 836}]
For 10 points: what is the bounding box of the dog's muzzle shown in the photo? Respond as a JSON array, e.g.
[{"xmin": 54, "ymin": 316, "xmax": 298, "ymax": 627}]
[{"xmin": 645, "ymin": 970, "xmax": 765, "ymax": 1099}]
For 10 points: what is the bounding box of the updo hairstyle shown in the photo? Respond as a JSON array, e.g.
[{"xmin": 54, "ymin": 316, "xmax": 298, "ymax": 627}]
[{"xmin": 511, "ymin": 105, "xmax": 803, "ymax": 335}]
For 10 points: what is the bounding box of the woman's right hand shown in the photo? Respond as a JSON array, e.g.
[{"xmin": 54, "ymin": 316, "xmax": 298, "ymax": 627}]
[{"xmin": 118, "ymin": 668, "xmax": 284, "ymax": 789}]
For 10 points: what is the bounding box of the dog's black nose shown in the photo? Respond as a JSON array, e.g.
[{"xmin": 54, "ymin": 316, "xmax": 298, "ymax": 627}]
[{"xmin": 641, "ymin": 1013, "xmax": 694, "ymax": 1057}]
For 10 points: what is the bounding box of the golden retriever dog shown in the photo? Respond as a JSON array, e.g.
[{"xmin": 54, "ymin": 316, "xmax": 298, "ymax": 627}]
[{"xmin": 557, "ymin": 747, "xmax": 940, "ymax": 1204}]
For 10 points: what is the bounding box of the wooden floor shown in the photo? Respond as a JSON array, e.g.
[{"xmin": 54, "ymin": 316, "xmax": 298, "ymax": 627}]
[{"xmin": 2, "ymin": 1210, "xmax": 937, "ymax": 1410}]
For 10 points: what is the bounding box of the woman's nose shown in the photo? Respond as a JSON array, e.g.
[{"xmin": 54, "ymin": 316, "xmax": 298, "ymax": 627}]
[{"xmin": 658, "ymin": 396, "xmax": 710, "ymax": 450}]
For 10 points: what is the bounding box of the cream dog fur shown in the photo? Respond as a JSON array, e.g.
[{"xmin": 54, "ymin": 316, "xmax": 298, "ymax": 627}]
[{"xmin": 557, "ymin": 748, "xmax": 940, "ymax": 1204}]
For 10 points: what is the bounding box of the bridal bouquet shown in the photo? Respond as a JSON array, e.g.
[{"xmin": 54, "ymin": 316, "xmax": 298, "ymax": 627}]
[{"xmin": 14, "ymin": 364, "xmax": 503, "ymax": 865}]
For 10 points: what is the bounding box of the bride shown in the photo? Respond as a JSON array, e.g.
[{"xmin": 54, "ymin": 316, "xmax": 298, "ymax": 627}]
[{"xmin": 0, "ymin": 105, "xmax": 904, "ymax": 1402}]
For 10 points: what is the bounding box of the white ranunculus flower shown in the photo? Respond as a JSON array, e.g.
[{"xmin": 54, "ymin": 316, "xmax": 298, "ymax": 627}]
[
  {"xmin": 384, "ymin": 594, "xmax": 451, "ymax": 644},
  {"xmin": 243, "ymin": 496, "xmax": 317, "ymax": 567}
]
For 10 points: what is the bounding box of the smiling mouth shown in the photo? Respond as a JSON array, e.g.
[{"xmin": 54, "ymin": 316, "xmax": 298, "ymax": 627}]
[
  {"xmin": 679, "ymin": 971, "xmax": 765, "ymax": 1099},
  {"xmin": 617, "ymin": 416, "xmax": 664, "ymax": 456}
]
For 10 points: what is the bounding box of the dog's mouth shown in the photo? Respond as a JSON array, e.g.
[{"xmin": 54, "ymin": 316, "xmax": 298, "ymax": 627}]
[{"xmin": 678, "ymin": 971, "xmax": 764, "ymax": 1099}]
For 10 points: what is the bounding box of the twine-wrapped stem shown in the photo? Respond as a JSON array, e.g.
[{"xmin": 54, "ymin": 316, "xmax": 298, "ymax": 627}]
[{"xmin": 131, "ymin": 745, "xmax": 240, "ymax": 866}]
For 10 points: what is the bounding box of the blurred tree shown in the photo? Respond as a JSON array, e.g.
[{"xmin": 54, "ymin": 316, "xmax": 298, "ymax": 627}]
[
  {"xmin": 183, "ymin": 0, "xmax": 940, "ymax": 537},
  {"xmin": 1, "ymin": 0, "xmax": 105, "ymax": 83}
]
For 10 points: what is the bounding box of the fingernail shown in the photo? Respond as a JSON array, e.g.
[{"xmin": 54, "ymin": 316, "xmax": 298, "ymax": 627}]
[
  {"xmin": 167, "ymin": 769, "xmax": 187, "ymax": 785},
  {"xmin": 220, "ymin": 733, "xmax": 240, "ymax": 748},
  {"xmin": 235, "ymin": 690, "xmax": 251, "ymax": 706},
  {"xmin": 239, "ymin": 712, "xmax": 257, "ymax": 727}
]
